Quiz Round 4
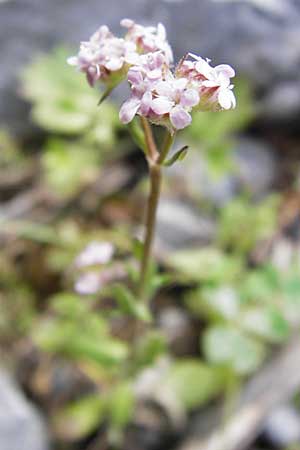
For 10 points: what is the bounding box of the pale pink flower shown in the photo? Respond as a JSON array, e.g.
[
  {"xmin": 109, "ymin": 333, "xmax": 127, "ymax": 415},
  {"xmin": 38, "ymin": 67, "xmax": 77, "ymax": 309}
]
[
  {"xmin": 121, "ymin": 18, "xmax": 173, "ymax": 64},
  {"xmin": 75, "ymin": 241, "xmax": 114, "ymax": 268},
  {"xmin": 67, "ymin": 25, "xmax": 137, "ymax": 86},
  {"xmin": 119, "ymin": 57, "xmax": 200, "ymax": 132},
  {"xmin": 119, "ymin": 51, "xmax": 168, "ymax": 124},
  {"xmin": 75, "ymin": 272, "xmax": 102, "ymax": 295},
  {"xmin": 177, "ymin": 53, "xmax": 236, "ymax": 111}
]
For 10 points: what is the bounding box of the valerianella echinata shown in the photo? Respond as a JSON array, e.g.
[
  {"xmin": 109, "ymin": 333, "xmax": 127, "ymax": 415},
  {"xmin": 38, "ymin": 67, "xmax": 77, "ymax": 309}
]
[{"xmin": 68, "ymin": 18, "xmax": 236, "ymax": 131}]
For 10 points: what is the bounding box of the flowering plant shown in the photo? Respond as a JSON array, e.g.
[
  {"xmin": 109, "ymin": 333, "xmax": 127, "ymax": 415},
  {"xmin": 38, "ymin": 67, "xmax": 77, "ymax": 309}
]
[{"xmin": 68, "ymin": 18, "xmax": 236, "ymax": 305}]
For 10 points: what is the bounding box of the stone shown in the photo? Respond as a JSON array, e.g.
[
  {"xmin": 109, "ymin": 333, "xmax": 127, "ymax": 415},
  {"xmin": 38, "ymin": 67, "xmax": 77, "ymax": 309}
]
[
  {"xmin": 262, "ymin": 404, "xmax": 300, "ymax": 448},
  {"xmin": 166, "ymin": 137, "xmax": 278, "ymax": 208},
  {"xmin": 233, "ymin": 137, "xmax": 278, "ymax": 197},
  {"xmin": 0, "ymin": 369, "xmax": 49, "ymax": 450},
  {"xmin": 1, "ymin": 0, "xmax": 300, "ymax": 133},
  {"xmin": 155, "ymin": 198, "xmax": 216, "ymax": 251}
]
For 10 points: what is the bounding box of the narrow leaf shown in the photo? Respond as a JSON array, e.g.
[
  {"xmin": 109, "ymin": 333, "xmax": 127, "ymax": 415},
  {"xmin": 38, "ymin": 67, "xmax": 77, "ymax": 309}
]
[
  {"xmin": 112, "ymin": 284, "xmax": 152, "ymax": 322},
  {"xmin": 163, "ymin": 146, "xmax": 189, "ymax": 167}
]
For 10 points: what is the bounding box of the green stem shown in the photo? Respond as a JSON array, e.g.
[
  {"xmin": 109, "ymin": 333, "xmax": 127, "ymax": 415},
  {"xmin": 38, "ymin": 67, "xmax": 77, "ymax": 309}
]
[
  {"xmin": 140, "ymin": 117, "xmax": 159, "ymax": 162},
  {"xmin": 158, "ymin": 130, "xmax": 175, "ymax": 164},
  {"xmin": 137, "ymin": 126, "xmax": 175, "ymax": 302},
  {"xmin": 138, "ymin": 162, "xmax": 162, "ymax": 301}
]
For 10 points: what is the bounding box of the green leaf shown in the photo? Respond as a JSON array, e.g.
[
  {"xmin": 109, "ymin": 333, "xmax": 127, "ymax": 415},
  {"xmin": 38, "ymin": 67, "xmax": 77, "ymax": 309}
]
[
  {"xmin": 163, "ymin": 146, "xmax": 189, "ymax": 167},
  {"xmin": 168, "ymin": 247, "xmax": 243, "ymax": 283},
  {"xmin": 34, "ymin": 319, "xmax": 129, "ymax": 367},
  {"xmin": 240, "ymin": 307, "xmax": 290, "ymax": 343},
  {"xmin": 203, "ymin": 325, "xmax": 266, "ymax": 375},
  {"xmin": 135, "ymin": 331, "xmax": 167, "ymax": 368},
  {"xmin": 164, "ymin": 359, "xmax": 224, "ymax": 410},
  {"xmin": 218, "ymin": 197, "xmax": 278, "ymax": 255},
  {"xmin": 108, "ymin": 382, "xmax": 135, "ymax": 429},
  {"xmin": 53, "ymin": 394, "xmax": 105, "ymax": 441},
  {"xmin": 42, "ymin": 139, "xmax": 100, "ymax": 198},
  {"xmin": 132, "ymin": 238, "xmax": 144, "ymax": 261},
  {"xmin": 186, "ymin": 286, "xmax": 240, "ymax": 320},
  {"xmin": 239, "ymin": 266, "xmax": 280, "ymax": 305},
  {"xmin": 112, "ymin": 284, "xmax": 152, "ymax": 322}
]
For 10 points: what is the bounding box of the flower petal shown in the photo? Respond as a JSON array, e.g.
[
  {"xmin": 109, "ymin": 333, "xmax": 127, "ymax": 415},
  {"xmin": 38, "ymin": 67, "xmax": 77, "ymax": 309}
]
[
  {"xmin": 151, "ymin": 97, "xmax": 174, "ymax": 115},
  {"xmin": 180, "ymin": 89, "xmax": 200, "ymax": 107},
  {"xmin": 218, "ymin": 88, "xmax": 236, "ymax": 110},
  {"xmin": 128, "ymin": 68, "xmax": 143, "ymax": 85},
  {"xmin": 119, "ymin": 97, "xmax": 141, "ymax": 123},
  {"xmin": 120, "ymin": 18, "xmax": 135, "ymax": 28},
  {"xmin": 155, "ymin": 81, "xmax": 173, "ymax": 98},
  {"xmin": 140, "ymin": 91, "xmax": 153, "ymax": 115},
  {"xmin": 75, "ymin": 272, "xmax": 101, "ymax": 295},
  {"xmin": 105, "ymin": 57, "xmax": 123, "ymax": 71},
  {"xmin": 215, "ymin": 64, "xmax": 235, "ymax": 78},
  {"xmin": 170, "ymin": 106, "xmax": 192, "ymax": 130}
]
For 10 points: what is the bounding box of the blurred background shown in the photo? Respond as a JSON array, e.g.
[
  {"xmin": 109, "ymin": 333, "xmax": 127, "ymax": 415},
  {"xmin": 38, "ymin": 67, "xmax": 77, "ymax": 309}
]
[{"xmin": 1, "ymin": 1, "xmax": 300, "ymax": 450}]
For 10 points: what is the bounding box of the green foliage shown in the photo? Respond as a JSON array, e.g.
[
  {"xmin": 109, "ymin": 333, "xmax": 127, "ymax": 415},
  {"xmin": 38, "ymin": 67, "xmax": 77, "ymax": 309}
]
[
  {"xmin": 33, "ymin": 293, "xmax": 128, "ymax": 368},
  {"xmin": 53, "ymin": 384, "xmax": 135, "ymax": 442},
  {"xmin": 163, "ymin": 359, "xmax": 224, "ymax": 410},
  {"xmin": 43, "ymin": 138, "xmax": 100, "ymax": 197},
  {"xmin": 203, "ymin": 325, "xmax": 266, "ymax": 375},
  {"xmin": 164, "ymin": 146, "xmax": 189, "ymax": 167},
  {"xmin": 53, "ymin": 395, "xmax": 106, "ymax": 441},
  {"xmin": 218, "ymin": 196, "xmax": 279, "ymax": 254},
  {"xmin": 112, "ymin": 284, "xmax": 152, "ymax": 322},
  {"xmin": 135, "ymin": 331, "xmax": 167, "ymax": 368},
  {"xmin": 21, "ymin": 47, "xmax": 121, "ymax": 141},
  {"xmin": 108, "ymin": 382, "xmax": 135, "ymax": 429},
  {"xmin": 168, "ymin": 247, "xmax": 243, "ymax": 283},
  {"xmin": 20, "ymin": 47, "xmax": 126, "ymax": 199}
]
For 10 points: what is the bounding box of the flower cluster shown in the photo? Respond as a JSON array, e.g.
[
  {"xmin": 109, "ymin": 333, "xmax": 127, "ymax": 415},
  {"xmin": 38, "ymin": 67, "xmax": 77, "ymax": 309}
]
[
  {"xmin": 68, "ymin": 19, "xmax": 236, "ymax": 131},
  {"xmin": 177, "ymin": 53, "xmax": 236, "ymax": 111},
  {"xmin": 68, "ymin": 19, "xmax": 172, "ymax": 87}
]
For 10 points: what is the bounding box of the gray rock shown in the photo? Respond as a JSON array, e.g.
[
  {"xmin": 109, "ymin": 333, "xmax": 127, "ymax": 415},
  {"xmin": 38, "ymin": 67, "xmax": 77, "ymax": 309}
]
[
  {"xmin": 167, "ymin": 150, "xmax": 238, "ymax": 207},
  {"xmin": 233, "ymin": 137, "xmax": 278, "ymax": 197},
  {"xmin": 164, "ymin": 137, "xmax": 277, "ymax": 209},
  {"xmin": 1, "ymin": 0, "xmax": 300, "ymax": 133},
  {"xmin": 156, "ymin": 198, "xmax": 216, "ymax": 251},
  {"xmin": 0, "ymin": 370, "xmax": 49, "ymax": 450},
  {"xmin": 262, "ymin": 405, "xmax": 300, "ymax": 448}
]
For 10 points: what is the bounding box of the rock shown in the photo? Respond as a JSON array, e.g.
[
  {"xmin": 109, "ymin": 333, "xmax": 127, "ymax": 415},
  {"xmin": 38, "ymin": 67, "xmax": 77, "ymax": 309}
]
[
  {"xmin": 155, "ymin": 197, "xmax": 216, "ymax": 251},
  {"xmin": 262, "ymin": 404, "xmax": 300, "ymax": 448},
  {"xmin": 233, "ymin": 137, "xmax": 279, "ymax": 197},
  {"xmin": 0, "ymin": 369, "xmax": 49, "ymax": 450},
  {"xmin": 2, "ymin": 0, "xmax": 300, "ymax": 133},
  {"xmin": 166, "ymin": 138, "xmax": 278, "ymax": 208}
]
